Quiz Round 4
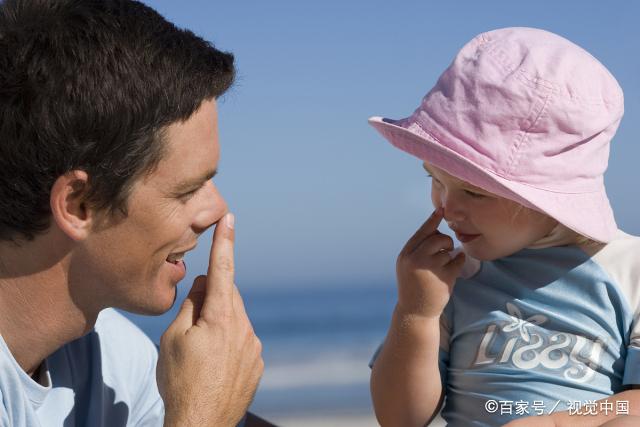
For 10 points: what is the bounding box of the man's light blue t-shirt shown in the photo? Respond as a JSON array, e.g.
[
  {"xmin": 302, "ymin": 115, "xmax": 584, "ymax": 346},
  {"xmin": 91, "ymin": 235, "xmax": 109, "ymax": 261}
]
[{"xmin": 0, "ymin": 309, "xmax": 163, "ymax": 426}]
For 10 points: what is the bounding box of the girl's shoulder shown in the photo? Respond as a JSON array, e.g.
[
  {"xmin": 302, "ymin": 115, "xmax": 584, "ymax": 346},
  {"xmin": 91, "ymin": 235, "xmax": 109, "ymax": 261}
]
[
  {"xmin": 580, "ymin": 230, "xmax": 640, "ymax": 305},
  {"xmin": 579, "ymin": 229, "xmax": 640, "ymax": 261}
]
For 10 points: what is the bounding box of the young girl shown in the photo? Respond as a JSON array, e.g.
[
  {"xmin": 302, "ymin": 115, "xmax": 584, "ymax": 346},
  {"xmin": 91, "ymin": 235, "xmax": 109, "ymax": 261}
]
[{"xmin": 368, "ymin": 27, "xmax": 640, "ymax": 427}]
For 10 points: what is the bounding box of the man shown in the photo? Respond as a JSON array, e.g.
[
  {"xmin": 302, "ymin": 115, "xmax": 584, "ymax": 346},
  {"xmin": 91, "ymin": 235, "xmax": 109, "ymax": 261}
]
[{"xmin": 0, "ymin": 0, "xmax": 265, "ymax": 425}]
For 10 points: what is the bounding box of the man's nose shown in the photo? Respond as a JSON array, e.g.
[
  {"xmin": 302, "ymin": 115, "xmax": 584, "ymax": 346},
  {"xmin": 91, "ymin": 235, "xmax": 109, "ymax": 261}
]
[{"xmin": 192, "ymin": 181, "xmax": 227, "ymax": 234}]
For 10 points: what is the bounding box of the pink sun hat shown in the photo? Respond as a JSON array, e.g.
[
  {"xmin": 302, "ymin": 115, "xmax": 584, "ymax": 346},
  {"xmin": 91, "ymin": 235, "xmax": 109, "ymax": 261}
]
[{"xmin": 369, "ymin": 27, "xmax": 624, "ymax": 243}]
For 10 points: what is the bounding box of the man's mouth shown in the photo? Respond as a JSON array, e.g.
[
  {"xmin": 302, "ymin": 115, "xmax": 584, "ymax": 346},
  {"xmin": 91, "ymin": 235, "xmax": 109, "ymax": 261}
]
[{"xmin": 165, "ymin": 252, "xmax": 185, "ymax": 264}]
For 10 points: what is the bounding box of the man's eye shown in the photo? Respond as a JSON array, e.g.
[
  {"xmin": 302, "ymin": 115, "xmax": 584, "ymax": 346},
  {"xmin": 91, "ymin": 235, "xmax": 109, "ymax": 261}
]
[
  {"xmin": 179, "ymin": 189, "xmax": 198, "ymax": 201},
  {"xmin": 179, "ymin": 180, "xmax": 212, "ymax": 201}
]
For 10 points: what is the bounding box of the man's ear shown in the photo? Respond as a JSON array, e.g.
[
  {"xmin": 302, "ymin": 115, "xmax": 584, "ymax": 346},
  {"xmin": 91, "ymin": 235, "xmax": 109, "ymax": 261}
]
[{"xmin": 49, "ymin": 170, "xmax": 95, "ymax": 241}]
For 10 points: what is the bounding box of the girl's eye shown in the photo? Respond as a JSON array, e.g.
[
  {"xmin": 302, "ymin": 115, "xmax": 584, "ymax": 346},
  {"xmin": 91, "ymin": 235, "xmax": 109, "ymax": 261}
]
[
  {"xmin": 464, "ymin": 190, "xmax": 485, "ymax": 198},
  {"xmin": 427, "ymin": 174, "xmax": 442, "ymax": 186}
]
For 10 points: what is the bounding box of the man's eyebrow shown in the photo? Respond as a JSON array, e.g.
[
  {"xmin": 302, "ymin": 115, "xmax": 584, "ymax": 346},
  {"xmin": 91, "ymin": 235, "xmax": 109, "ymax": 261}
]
[{"xmin": 174, "ymin": 169, "xmax": 218, "ymax": 191}]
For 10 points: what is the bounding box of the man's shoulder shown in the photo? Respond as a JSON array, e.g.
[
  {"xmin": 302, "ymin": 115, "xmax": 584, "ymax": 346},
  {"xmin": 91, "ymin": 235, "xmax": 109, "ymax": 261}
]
[
  {"xmin": 95, "ymin": 309, "xmax": 155, "ymax": 344},
  {"xmin": 91, "ymin": 309, "xmax": 158, "ymax": 365},
  {"xmin": 68, "ymin": 309, "xmax": 161, "ymax": 413},
  {"xmin": 57, "ymin": 308, "xmax": 158, "ymax": 386},
  {"xmin": 46, "ymin": 312, "xmax": 163, "ymax": 424}
]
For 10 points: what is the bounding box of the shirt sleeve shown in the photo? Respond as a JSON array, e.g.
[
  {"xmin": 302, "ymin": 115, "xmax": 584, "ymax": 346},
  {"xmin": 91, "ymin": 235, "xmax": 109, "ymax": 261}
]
[
  {"xmin": 95, "ymin": 310, "xmax": 165, "ymax": 426},
  {"xmin": 586, "ymin": 232, "xmax": 640, "ymax": 386},
  {"xmin": 0, "ymin": 390, "xmax": 10, "ymax": 427},
  {"xmin": 438, "ymin": 310, "xmax": 451, "ymax": 387},
  {"xmin": 623, "ymin": 312, "xmax": 640, "ymax": 385},
  {"xmin": 129, "ymin": 342, "xmax": 164, "ymax": 426},
  {"xmin": 624, "ymin": 352, "xmax": 640, "ymax": 385}
]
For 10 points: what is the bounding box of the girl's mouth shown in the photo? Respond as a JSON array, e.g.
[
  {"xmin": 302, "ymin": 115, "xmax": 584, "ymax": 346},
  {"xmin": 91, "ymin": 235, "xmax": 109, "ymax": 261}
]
[{"xmin": 455, "ymin": 231, "xmax": 481, "ymax": 243}]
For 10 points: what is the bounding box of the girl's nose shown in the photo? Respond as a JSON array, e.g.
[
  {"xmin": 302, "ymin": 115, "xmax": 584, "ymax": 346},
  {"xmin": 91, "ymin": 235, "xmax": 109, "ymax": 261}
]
[{"xmin": 439, "ymin": 192, "xmax": 466, "ymax": 223}]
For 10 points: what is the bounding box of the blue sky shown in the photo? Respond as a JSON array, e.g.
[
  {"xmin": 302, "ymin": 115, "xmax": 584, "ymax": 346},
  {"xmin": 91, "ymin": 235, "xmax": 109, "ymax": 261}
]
[{"xmin": 143, "ymin": 0, "xmax": 640, "ymax": 292}]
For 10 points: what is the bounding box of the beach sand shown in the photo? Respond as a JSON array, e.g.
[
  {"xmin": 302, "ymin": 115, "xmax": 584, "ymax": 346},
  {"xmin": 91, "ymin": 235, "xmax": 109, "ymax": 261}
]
[
  {"xmin": 273, "ymin": 414, "xmax": 376, "ymax": 427},
  {"xmin": 271, "ymin": 413, "xmax": 447, "ymax": 426}
]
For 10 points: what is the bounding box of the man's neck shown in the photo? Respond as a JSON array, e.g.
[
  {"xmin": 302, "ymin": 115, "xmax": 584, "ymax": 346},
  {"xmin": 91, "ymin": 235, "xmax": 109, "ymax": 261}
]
[{"xmin": 0, "ymin": 230, "xmax": 99, "ymax": 376}]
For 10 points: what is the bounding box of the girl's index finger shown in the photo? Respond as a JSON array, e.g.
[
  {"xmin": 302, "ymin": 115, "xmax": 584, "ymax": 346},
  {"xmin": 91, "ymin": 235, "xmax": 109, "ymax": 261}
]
[{"xmin": 402, "ymin": 208, "xmax": 445, "ymax": 255}]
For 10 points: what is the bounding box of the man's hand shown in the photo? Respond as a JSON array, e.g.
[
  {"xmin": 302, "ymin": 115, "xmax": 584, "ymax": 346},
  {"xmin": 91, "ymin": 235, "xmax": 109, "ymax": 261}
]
[
  {"xmin": 157, "ymin": 213, "xmax": 264, "ymax": 427},
  {"xmin": 395, "ymin": 208, "xmax": 465, "ymax": 319}
]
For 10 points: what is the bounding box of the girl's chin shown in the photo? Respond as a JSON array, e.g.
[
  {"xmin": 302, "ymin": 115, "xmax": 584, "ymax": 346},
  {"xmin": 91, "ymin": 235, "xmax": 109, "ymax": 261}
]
[{"xmin": 461, "ymin": 243, "xmax": 499, "ymax": 262}]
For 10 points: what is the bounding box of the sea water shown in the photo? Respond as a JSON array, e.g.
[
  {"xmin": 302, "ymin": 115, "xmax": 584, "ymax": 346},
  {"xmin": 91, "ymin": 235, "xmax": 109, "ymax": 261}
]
[{"xmin": 122, "ymin": 284, "xmax": 396, "ymax": 419}]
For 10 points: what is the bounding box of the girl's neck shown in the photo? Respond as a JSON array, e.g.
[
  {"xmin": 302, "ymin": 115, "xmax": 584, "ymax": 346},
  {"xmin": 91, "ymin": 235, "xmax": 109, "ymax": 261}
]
[{"xmin": 526, "ymin": 223, "xmax": 592, "ymax": 250}]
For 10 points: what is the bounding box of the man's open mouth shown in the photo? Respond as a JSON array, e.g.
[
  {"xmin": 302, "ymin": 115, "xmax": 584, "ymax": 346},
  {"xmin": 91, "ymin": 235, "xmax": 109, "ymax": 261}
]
[{"xmin": 166, "ymin": 252, "xmax": 185, "ymax": 264}]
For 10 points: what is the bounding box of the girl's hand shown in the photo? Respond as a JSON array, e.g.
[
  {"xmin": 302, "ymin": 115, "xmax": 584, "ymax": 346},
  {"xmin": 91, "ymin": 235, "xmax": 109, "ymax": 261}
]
[{"xmin": 395, "ymin": 208, "xmax": 466, "ymax": 319}]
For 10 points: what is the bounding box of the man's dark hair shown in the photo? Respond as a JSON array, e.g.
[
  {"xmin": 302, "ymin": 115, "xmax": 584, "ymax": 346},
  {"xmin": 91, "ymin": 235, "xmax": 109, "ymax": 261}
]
[{"xmin": 0, "ymin": 0, "xmax": 235, "ymax": 242}]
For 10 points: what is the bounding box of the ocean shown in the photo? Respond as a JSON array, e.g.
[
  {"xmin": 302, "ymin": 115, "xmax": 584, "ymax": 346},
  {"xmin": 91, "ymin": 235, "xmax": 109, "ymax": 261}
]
[{"xmin": 121, "ymin": 283, "xmax": 397, "ymax": 421}]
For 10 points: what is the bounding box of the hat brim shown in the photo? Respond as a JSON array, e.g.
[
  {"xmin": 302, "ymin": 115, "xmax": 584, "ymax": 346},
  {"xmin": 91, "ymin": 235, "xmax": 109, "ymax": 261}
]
[{"xmin": 369, "ymin": 116, "xmax": 617, "ymax": 243}]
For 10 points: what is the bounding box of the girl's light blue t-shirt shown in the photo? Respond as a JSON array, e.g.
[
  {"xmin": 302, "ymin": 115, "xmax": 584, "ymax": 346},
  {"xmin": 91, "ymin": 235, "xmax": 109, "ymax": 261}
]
[
  {"xmin": 439, "ymin": 231, "xmax": 640, "ymax": 426},
  {"xmin": 0, "ymin": 309, "xmax": 163, "ymax": 426}
]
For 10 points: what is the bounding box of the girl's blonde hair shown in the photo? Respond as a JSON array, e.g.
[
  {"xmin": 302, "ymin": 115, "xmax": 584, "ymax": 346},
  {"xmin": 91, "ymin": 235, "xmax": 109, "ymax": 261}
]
[{"xmin": 511, "ymin": 203, "xmax": 597, "ymax": 247}]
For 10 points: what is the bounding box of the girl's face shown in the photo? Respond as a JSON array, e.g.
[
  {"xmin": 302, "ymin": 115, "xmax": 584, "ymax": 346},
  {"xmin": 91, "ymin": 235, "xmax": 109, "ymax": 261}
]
[{"xmin": 424, "ymin": 162, "xmax": 557, "ymax": 261}]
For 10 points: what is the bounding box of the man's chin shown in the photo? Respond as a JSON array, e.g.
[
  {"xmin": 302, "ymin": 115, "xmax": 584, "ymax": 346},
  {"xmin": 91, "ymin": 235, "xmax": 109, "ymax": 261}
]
[{"xmin": 119, "ymin": 289, "xmax": 177, "ymax": 316}]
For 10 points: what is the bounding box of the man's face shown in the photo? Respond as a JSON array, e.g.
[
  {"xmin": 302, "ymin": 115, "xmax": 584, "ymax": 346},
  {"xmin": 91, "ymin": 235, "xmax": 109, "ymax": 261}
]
[{"xmin": 75, "ymin": 100, "xmax": 227, "ymax": 315}]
